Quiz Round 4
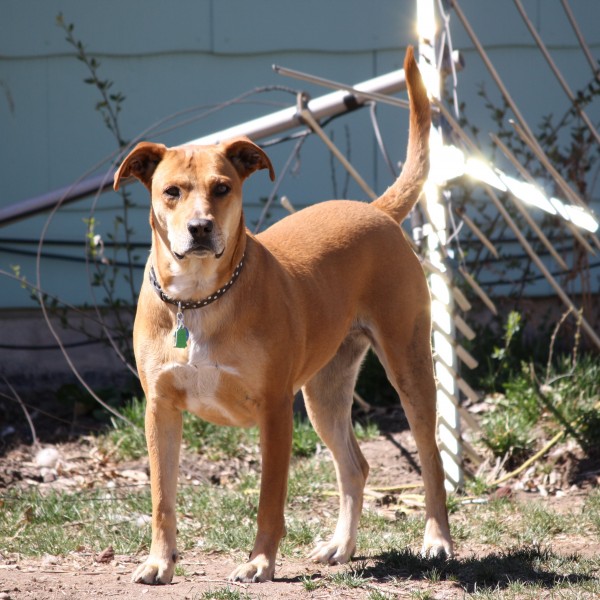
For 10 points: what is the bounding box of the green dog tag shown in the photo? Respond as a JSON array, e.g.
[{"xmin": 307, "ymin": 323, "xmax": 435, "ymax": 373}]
[
  {"xmin": 174, "ymin": 305, "xmax": 189, "ymax": 349},
  {"xmin": 174, "ymin": 325, "xmax": 189, "ymax": 349}
]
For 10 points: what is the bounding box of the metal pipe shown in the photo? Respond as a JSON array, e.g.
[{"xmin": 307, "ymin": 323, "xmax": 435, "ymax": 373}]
[
  {"xmin": 188, "ymin": 67, "xmax": 412, "ymax": 146},
  {"xmin": 560, "ymin": 0, "xmax": 600, "ymax": 76},
  {"xmin": 508, "ymin": 118, "xmax": 600, "ymax": 252},
  {"xmin": 451, "ymin": 0, "xmax": 542, "ymax": 155},
  {"xmin": 0, "ymin": 66, "xmax": 414, "ymax": 228},
  {"xmin": 452, "ymin": 0, "xmax": 598, "ymax": 225},
  {"xmin": 0, "ymin": 173, "xmax": 112, "ymax": 228},
  {"xmin": 513, "ymin": 0, "xmax": 600, "ymax": 146},
  {"xmin": 299, "ymin": 107, "xmax": 377, "ymax": 200},
  {"xmin": 434, "ymin": 97, "xmax": 600, "ymax": 350},
  {"xmin": 490, "ymin": 132, "xmax": 592, "ymax": 260}
]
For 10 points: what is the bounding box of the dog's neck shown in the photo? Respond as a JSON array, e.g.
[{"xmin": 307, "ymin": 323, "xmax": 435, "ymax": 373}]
[{"xmin": 150, "ymin": 219, "xmax": 247, "ymax": 303}]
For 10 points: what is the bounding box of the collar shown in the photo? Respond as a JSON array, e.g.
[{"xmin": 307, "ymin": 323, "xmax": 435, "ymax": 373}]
[{"xmin": 148, "ymin": 253, "xmax": 245, "ymax": 310}]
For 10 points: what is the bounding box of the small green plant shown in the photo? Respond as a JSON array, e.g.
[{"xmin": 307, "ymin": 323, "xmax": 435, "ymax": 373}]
[
  {"xmin": 369, "ymin": 590, "xmax": 398, "ymax": 600},
  {"xmin": 354, "ymin": 418, "xmax": 380, "ymax": 440},
  {"xmin": 301, "ymin": 574, "xmax": 322, "ymax": 591},
  {"xmin": 481, "ymin": 352, "xmax": 600, "ymax": 463},
  {"xmin": 484, "ymin": 310, "xmax": 523, "ymax": 391},
  {"xmin": 55, "ymin": 14, "xmax": 139, "ymax": 366},
  {"xmin": 104, "ymin": 396, "xmax": 147, "ymax": 459},
  {"xmin": 291, "ymin": 414, "xmax": 321, "ymax": 457},
  {"xmin": 200, "ymin": 588, "xmax": 252, "ymax": 600},
  {"xmin": 327, "ymin": 564, "xmax": 371, "ymax": 588},
  {"xmin": 409, "ymin": 591, "xmax": 435, "ymax": 600}
]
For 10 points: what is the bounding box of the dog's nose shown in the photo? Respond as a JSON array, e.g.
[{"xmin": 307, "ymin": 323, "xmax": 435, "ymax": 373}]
[{"xmin": 187, "ymin": 218, "xmax": 214, "ymax": 238}]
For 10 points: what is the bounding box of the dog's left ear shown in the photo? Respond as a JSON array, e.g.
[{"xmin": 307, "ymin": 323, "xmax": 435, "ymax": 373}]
[
  {"xmin": 113, "ymin": 142, "xmax": 167, "ymax": 191},
  {"xmin": 223, "ymin": 137, "xmax": 276, "ymax": 182}
]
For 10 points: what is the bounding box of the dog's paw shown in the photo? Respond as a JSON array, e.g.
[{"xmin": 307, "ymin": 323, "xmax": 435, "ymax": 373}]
[
  {"xmin": 131, "ymin": 554, "xmax": 176, "ymax": 585},
  {"xmin": 228, "ymin": 556, "xmax": 274, "ymax": 583},
  {"xmin": 309, "ymin": 538, "xmax": 355, "ymax": 565},
  {"xmin": 420, "ymin": 537, "xmax": 453, "ymax": 560}
]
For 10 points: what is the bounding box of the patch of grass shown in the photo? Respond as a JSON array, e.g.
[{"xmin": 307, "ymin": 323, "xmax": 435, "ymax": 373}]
[
  {"xmin": 518, "ymin": 503, "xmax": 570, "ymax": 545},
  {"xmin": 354, "ymin": 418, "xmax": 380, "ymax": 441},
  {"xmin": 179, "ymin": 486, "xmax": 258, "ymax": 553},
  {"xmin": 368, "ymin": 590, "xmax": 398, "ymax": 600},
  {"xmin": 102, "ymin": 398, "xmax": 379, "ymax": 462},
  {"xmin": 199, "ymin": 588, "xmax": 252, "ymax": 600},
  {"xmin": 585, "ymin": 489, "xmax": 600, "ymax": 535},
  {"xmin": 480, "ymin": 354, "xmax": 600, "ymax": 464},
  {"xmin": 291, "ymin": 414, "xmax": 321, "ymax": 457},
  {"xmin": 358, "ymin": 509, "xmax": 424, "ymax": 552},
  {"xmin": 287, "ymin": 455, "xmax": 336, "ymax": 503},
  {"xmin": 281, "ymin": 515, "xmax": 320, "ymax": 553},
  {"xmin": 408, "ymin": 591, "xmax": 436, "ymax": 600},
  {"xmin": 301, "ymin": 574, "xmax": 322, "ymax": 591},
  {"xmin": 104, "ymin": 396, "xmax": 146, "ymax": 460},
  {"xmin": 0, "ymin": 488, "xmax": 151, "ymax": 556},
  {"xmin": 183, "ymin": 415, "xmax": 258, "ymax": 460},
  {"xmin": 480, "ymin": 365, "xmax": 540, "ymax": 462},
  {"xmin": 327, "ymin": 564, "xmax": 371, "ymax": 588}
]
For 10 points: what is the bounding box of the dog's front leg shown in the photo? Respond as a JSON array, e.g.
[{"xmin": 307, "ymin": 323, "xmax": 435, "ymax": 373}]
[
  {"xmin": 229, "ymin": 399, "xmax": 293, "ymax": 583},
  {"xmin": 132, "ymin": 400, "xmax": 182, "ymax": 585}
]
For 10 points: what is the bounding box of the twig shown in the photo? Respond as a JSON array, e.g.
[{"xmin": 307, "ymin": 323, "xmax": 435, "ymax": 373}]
[
  {"xmin": 545, "ymin": 308, "xmax": 573, "ymax": 382},
  {"xmin": 491, "ymin": 430, "xmax": 565, "ymax": 487},
  {"xmin": 1, "ymin": 376, "xmax": 38, "ymax": 446}
]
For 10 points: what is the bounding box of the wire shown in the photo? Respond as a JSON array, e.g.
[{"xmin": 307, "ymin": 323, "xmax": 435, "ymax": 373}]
[
  {"xmin": 253, "ymin": 135, "xmax": 308, "ymax": 233},
  {"xmin": 368, "ymin": 102, "xmax": 398, "ymax": 179}
]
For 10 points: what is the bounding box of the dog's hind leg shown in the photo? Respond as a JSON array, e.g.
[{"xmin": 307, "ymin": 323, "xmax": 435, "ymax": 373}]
[
  {"xmin": 302, "ymin": 331, "xmax": 370, "ymax": 565},
  {"xmin": 370, "ymin": 307, "xmax": 453, "ymax": 559}
]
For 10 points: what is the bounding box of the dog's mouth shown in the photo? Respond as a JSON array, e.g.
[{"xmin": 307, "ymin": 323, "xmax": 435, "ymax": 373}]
[{"xmin": 173, "ymin": 245, "xmax": 224, "ymax": 261}]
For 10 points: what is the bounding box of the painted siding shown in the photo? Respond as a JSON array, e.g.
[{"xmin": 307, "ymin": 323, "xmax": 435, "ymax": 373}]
[{"xmin": 1, "ymin": 0, "xmax": 599, "ymax": 308}]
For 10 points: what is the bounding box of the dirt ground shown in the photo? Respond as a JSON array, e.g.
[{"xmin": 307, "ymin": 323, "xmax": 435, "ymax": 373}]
[{"xmin": 1, "ymin": 413, "xmax": 599, "ymax": 600}]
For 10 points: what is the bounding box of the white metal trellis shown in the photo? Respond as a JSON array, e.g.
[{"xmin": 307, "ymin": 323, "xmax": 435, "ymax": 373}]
[{"xmin": 417, "ymin": 0, "xmax": 463, "ymax": 491}]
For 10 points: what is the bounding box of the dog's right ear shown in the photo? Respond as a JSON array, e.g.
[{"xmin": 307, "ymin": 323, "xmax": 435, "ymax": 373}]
[{"xmin": 113, "ymin": 142, "xmax": 167, "ymax": 191}]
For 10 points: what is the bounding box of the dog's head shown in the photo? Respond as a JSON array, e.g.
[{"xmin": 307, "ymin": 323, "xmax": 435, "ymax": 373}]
[{"xmin": 114, "ymin": 137, "xmax": 275, "ymax": 261}]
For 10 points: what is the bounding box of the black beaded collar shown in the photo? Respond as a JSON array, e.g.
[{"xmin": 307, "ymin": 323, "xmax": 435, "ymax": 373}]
[{"xmin": 148, "ymin": 254, "xmax": 245, "ymax": 310}]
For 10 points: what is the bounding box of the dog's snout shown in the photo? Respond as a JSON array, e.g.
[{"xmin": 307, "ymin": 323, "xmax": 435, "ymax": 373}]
[{"xmin": 187, "ymin": 218, "xmax": 214, "ymax": 238}]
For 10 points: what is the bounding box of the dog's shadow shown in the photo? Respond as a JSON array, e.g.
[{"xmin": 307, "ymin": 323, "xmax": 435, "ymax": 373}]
[
  {"xmin": 365, "ymin": 546, "xmax": 595, "ymax": 592},
  {"xmin": 283, "ymin": 546, "xmax": 596, "ymax": 593}
]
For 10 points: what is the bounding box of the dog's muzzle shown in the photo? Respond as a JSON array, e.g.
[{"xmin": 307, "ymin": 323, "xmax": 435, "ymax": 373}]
[{"xmin": 173, "ymin": 218, "xmax": 223, "ymax": 260}]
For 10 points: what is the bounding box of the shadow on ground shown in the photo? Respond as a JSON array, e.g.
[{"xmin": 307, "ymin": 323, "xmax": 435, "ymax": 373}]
[{"xmin": 359, "ymin": 546, "xmax": 596, "ymax": 593}]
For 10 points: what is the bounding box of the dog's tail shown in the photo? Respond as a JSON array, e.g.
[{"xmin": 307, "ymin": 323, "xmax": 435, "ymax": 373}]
[{"xmin": 371, "ymin": 46, "xmax": 431, "ymax": 223}]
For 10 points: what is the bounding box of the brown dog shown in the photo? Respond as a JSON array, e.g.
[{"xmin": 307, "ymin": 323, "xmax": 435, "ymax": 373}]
[{"xmin": 113, "ymin": 47, "xmax": 453, "ymax": 584}]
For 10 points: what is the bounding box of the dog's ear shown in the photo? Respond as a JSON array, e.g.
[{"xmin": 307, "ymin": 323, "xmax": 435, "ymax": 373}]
[
  {"xmin": 113, "ymin": 142, "xmax": 167, "ymax": 191},
  {"xmin": 222, "ymin": 137, "xmax": 276, "ymax": 182}
]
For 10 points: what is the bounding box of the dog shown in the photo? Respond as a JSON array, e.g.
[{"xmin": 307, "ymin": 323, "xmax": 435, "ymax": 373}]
[{"xmin": 113, "ymin": 46, "xmax": 453, "ymax": 585}]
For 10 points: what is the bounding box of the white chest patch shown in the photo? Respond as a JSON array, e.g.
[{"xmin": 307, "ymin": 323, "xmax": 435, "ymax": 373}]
[{"xmin": 165, "ymin": 334, "xmax": 240, "ymax": 423}]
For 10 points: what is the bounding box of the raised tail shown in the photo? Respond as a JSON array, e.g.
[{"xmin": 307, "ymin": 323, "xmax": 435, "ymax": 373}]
[{"xmin": 371, "ymin": 46, "xmax": 431, "ymax": 223}]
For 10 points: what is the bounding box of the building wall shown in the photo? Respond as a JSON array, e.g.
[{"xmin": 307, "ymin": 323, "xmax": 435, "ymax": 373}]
[{"xmin": 1, "ymin": 0, "xmax": 599, "ymax": 310}]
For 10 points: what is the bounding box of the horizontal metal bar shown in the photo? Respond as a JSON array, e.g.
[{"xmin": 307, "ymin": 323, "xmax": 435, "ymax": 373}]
[{"xmin": 0, "ymin": 66, "xmax": 416, "ymax": 228}]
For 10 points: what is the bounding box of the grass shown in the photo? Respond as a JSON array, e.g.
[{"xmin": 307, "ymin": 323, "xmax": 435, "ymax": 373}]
[
  {"xmin": 103, "ymin": 397, "xmax": 379, "ymax": 462},
  {"xmin": 480, "ymin": 354, "xmax": 600, "ymax": 463},
  {"xmin": 1, "ymin": 382, "xmax": 599, "ymax": 598},
  {"xmin": 1, "ymin": 462, "xmax": 599, "ymax": 598},
  {"xmin": 199, "ymin": 589, "xmax": 252, "ymax": 600},
  {"xmin": 0, "ymin": 487, "xmax": 151, "ymax": 556}
]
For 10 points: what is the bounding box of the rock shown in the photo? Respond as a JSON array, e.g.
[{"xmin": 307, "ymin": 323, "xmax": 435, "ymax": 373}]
[
  {"xmin": 35, "ymin": 448, "xmax": 60, "ymax": 469},
  {"xmin": 95, "ymin": 546, "xmax": 115, "ymax": 564}
]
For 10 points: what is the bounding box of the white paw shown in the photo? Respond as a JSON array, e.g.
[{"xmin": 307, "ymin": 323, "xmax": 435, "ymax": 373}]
[
  {"xmin": 420, "ymin": 537, "xmax": 453, "ymax": 560},
  {"xmin": 309, "ymin": 539, "xmax": 355, "ymax": 565},
  {"xmin": 228, "ymin": 557, "xmax": 274, "ymax": 583},
  {"xmin": 131, "ymin": 554, "xmax": 176, "ymax": 585}
]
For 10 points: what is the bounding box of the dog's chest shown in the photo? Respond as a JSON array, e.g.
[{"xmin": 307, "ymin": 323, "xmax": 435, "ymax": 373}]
[{"xmin": 165, "ymin": 335, "xmax": 254, "ymax": 427}]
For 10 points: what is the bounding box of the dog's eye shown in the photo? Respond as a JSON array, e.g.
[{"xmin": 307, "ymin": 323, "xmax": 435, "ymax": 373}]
[
  {"xmin": 214, "ymin": 183, "xmax": 230, "ymax": 197},
  {"xmin": 164, "ymin": 186, "xmax": 180, "ymax": 199}
]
